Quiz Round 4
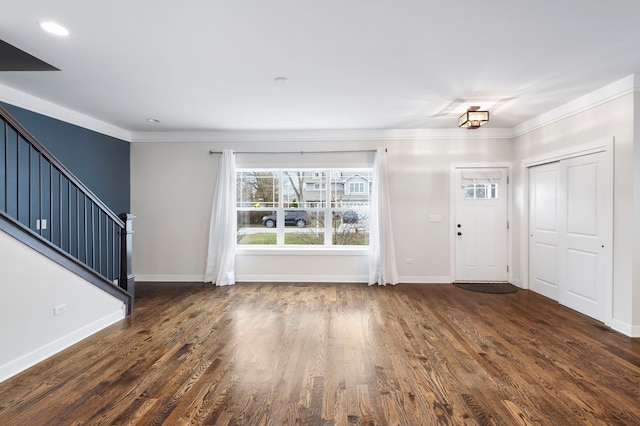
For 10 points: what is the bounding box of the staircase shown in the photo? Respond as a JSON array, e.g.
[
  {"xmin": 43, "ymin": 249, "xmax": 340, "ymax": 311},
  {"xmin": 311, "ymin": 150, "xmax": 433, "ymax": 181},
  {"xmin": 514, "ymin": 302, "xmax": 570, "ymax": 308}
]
[{"xmin": 0, "ymin": 105, "xmax": 134, "ymax": 314}]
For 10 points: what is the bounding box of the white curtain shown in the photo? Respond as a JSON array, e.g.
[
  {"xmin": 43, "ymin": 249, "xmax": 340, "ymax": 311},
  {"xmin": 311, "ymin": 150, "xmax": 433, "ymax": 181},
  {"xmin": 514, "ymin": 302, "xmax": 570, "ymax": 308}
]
[
  {"xmin": 368, "ymin": 147, "xmax": 399, "ymax": 285},
  {"xmin": 204, "ymin": 149, "xmax": 236, "ymax": 286}
]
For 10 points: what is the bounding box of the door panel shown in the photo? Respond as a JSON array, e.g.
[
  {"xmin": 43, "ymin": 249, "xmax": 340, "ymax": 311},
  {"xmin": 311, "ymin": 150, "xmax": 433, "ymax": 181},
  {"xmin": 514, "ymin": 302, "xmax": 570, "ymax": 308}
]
[
  {"xmin": 559, "ymin": 153, "xmax": 610, "ymax": 321},
  {"xmin": 566, "ymin": 249, "xmax": 597, "ymax": 301},
  {"xmin": 529, "ymin": 162, "xmax": 560, "ymax": 300},
  {"xmin": 566, "ymin": 163, "xmax": 598, "ymax": 235},
  {"xmin": 455, "ymin": 168, "xmax": 508, "ymax": 282},
  {"xmin": 531, "ymin": 242, "xmax": 559, "ymax": 294}
]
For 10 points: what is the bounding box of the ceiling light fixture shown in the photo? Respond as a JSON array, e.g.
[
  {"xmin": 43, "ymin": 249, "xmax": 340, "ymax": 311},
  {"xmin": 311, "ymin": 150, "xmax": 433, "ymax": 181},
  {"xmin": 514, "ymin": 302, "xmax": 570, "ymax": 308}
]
[
  {"xmin": 458, "ymin": 106, "xmax": 489, "ymax": 129},
  {"xmin": 40, "ymin": 21, "xmax": 69, "ymax": 37},
  {"xmin": 274, "ymin": 76, "xmax": 289, "ymax": 84},
  {"xmin": 146, "ymin": 118, "xmax": 160, "ymax": 123}
]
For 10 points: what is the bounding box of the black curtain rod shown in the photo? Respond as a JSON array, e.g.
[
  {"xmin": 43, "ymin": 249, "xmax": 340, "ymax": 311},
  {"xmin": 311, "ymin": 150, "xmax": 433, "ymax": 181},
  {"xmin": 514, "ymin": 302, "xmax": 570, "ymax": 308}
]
[{"xmin": 208, "ymin": 148, "xmax": 385, "ymax": 155}]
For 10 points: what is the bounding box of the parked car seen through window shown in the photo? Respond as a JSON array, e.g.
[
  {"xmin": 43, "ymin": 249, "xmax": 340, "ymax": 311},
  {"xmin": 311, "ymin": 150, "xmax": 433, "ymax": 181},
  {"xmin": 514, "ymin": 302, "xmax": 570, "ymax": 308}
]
[{"xmin": 261, "ymin": 210, "xmax": 310, "ymax": 228}]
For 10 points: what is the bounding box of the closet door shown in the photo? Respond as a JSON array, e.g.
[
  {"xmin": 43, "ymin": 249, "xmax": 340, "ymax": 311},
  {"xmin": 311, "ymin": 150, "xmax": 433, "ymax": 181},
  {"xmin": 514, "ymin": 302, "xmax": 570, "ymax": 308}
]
[
  {"xmin": 529, "ymin": 162, "xmax": 560, "ymax": 300},
  {"xmin": 528, "ymin": 151, "xmax": 612, "ymax": 322},
  {"xmin": 559, "ymin": 153, "xmax": 612, "ymax": 322}
]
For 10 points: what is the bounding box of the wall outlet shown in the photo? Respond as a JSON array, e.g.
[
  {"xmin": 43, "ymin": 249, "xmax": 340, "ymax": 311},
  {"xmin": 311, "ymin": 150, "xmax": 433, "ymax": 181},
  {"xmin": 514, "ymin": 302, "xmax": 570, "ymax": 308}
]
[
  {"xmin": 428, "ymin": 215, "xmax": 442, "ymax": 223},
  {"xmin": 53, "ymin": 303, "xmax": 68, "ymax": 316}
]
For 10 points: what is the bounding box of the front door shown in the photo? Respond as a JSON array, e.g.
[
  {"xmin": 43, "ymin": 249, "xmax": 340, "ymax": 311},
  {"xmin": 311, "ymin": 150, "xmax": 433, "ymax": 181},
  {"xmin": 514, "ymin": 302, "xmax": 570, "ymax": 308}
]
[{"xmin": 455, "ymin": 168, "xmax": 508, "ymax": 282}]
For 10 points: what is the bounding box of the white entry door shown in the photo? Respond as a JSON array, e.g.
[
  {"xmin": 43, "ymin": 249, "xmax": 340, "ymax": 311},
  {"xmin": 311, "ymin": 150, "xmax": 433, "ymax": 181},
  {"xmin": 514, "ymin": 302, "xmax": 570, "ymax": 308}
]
[
  {"xmin": 529, "ymin": 162, "xmax": 560, "ymax": 300},
  {"xmin": 455, "ymin": 168, "xmax": 508, "ymax": 282},
  {"xmin": 528, "ymin": 152, "xmax": 612, "ymax": 322}
]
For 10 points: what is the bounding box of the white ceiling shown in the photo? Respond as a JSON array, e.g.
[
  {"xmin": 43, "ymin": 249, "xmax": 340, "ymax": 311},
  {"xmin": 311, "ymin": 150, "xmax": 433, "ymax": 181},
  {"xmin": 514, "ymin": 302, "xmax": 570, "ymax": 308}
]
[{"xmin": 1, "ymin": 1, "xmax": 640, "ymax": 134}]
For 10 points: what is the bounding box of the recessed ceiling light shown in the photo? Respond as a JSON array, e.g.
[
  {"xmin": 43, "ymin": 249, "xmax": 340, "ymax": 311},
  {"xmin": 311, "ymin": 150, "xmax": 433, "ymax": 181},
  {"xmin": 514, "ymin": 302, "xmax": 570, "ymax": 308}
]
[
  {"xmin": 40, "ymin": 21, "xmax": 69, "ymax": 37},
  {"xmin": 146, "ymin": 118, "xmax": 160, "ymax": 123},
  {"xmin": 274, "ymin": 76, "xmax": 289, "ymax": 84}
]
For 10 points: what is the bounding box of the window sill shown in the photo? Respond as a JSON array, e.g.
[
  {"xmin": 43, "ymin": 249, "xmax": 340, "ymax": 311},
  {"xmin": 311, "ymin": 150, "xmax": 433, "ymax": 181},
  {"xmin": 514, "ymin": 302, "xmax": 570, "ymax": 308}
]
[{"xmin": 235, "ymin": 246, "xmax": 369, "ymax": 256}]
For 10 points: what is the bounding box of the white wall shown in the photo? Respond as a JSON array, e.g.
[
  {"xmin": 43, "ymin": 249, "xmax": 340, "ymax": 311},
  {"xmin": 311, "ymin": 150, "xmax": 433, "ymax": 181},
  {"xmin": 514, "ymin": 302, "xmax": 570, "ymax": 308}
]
[
  {"xmin": 0, "ymin": 230, "xmax": 125, "ymax": 382},
  {"xmin": 633, "ymin": 91, "xmax": 640, "ymax": 333},
  {"xmin": 511, "ymin": 92, "xmax": 638, "ymax": 335},
  {"xmin": 130, "ymin": 137, "xmax": 512, "ymax": 283}
]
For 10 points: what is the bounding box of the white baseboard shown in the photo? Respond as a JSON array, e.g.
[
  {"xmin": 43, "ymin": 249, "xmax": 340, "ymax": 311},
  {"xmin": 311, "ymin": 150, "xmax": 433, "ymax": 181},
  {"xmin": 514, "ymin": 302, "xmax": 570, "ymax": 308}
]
[
  {"xmin": 236, "ymin": 274, "xmax": 368, "ymax": 283},
  {"xmin": 606, "ymin": 318, "xmax": 640, "ymax": 338},
  {"xmin": 138, "ymin": 273, "xmax": 369, "ymax": 283},
  {"xmin": 137, "ymin": 274, "xmax": 454, "ymax": 284},
  {"xmin": 0, "ymin": 309, "xmax": 124, "ymax": 383},
  {"xmin": 135, "ymin": 274, "xmax": 205, "ymax": 282},
  {"xmin": 398, "ymin": 275, "xmax": 452, "ymax": 284}
]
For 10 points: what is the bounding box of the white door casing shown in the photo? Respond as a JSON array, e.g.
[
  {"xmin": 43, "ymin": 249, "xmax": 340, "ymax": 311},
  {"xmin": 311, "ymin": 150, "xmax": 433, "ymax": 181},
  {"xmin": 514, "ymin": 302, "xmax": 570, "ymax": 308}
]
[{"xmin": 454, "ymin": 168, "xmax": 508, "ymax": 282}]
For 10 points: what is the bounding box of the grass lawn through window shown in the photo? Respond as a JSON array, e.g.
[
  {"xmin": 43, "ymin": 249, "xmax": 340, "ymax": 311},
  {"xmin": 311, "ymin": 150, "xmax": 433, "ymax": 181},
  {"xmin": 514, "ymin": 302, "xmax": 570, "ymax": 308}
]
[{"xmin": 238, "ymin": 232, "xmax": 368, "ymax": 245}]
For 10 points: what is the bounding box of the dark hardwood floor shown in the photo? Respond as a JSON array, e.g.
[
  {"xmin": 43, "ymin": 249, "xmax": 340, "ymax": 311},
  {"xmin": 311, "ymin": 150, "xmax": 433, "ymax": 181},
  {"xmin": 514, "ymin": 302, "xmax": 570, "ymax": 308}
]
[{"xmin": 1, "ymin": 282, "xmax": 639, "ymax": 425}]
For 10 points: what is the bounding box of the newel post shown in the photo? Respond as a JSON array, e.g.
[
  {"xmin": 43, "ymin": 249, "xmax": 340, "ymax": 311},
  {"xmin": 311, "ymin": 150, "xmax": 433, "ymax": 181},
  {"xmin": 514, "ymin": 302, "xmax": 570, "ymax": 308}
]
[{"xmin": 119, "ymin": 213, "xmax": 136, "ymax": 315}]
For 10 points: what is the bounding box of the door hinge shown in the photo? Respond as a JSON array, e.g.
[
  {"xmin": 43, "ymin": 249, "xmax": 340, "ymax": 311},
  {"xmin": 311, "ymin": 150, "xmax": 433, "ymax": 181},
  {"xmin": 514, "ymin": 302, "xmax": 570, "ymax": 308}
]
[
  {"xmin": 507, "ymin": 265, "xmax": 510, "ymax": 273},
  {"xmin": 507, "ymin": 176, "xmax": 510, "ymax": 184},
  {"xmin": 507, "ymin": 220, "xmax": 510, "ymax": 229}
]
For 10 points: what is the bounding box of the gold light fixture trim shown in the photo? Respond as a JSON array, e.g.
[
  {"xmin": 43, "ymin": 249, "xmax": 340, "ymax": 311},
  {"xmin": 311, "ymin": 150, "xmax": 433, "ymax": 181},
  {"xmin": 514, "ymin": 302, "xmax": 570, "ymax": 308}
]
[{"xmin": 459, "ymin": 106, "xmax": 489, "ymax": 129}]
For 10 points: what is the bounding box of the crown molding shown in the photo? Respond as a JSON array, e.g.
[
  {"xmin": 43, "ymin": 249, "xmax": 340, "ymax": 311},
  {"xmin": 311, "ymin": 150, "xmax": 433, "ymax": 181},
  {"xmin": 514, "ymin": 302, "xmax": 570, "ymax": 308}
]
[
  {"xmin": 0, "ymin": 83, "xmax": 132, "ymax": 142},
  {"xmin": 129, "ymin": 127, "xmax": 514, "ymax": 143},
  {"xmin": 512, "ymin": 73, "xmax": 640, "ymax": 137}
]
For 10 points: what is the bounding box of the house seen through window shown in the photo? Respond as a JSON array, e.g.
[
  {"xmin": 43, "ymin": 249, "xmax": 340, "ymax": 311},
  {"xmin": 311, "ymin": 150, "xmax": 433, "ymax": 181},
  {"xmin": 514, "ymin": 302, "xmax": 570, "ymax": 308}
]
[
  {"xmin": 236, "ymin": 168, "xmax": 372, "ymax": 246},
  {"xmin": 463, "ymin": 183, "xmax": 498, "ymax": 199}
]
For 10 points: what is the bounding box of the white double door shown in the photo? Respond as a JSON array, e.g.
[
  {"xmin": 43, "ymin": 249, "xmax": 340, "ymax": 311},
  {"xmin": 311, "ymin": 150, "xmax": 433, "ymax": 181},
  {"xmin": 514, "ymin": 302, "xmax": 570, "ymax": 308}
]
[{"xmin": 528, "ymin": 152, "xmax": 612, "ymax": 322}]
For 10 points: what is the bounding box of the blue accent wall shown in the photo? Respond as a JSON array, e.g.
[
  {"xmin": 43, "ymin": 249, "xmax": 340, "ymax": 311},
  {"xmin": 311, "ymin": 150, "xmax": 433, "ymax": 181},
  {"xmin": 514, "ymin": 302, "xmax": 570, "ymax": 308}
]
[{"xmin": 1, "ymin": 102, "xmax": 130, "ymax": 214}]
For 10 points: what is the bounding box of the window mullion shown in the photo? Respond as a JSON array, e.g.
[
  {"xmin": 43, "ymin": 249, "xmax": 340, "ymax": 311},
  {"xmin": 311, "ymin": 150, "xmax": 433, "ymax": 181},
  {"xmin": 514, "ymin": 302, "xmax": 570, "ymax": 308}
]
[
  {"xmin": 324, "ymin": 170, "xmax": 332, "ymax": 246},
  {"xmin": 277, "ymin": 170, "xmax": 284, "ymax": 245}
]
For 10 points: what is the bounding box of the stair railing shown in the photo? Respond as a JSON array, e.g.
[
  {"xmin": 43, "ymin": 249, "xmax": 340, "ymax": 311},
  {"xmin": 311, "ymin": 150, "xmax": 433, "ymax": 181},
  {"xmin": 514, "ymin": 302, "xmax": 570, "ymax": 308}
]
[{"xmin": 0, "ymin": 105, "xmax": 134, "ymax": 314}]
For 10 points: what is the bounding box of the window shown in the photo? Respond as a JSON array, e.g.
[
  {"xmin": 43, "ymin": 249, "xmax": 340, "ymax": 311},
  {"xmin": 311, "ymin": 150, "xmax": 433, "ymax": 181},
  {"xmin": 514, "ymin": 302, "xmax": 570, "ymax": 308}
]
[
  {"xmin": 464, "ymin": 183, "xmax": 498, "ymax": 199},
  {"xmin": 236, "ymin": 168, "xmax": 372, "ymax": 247},
  {"xmin": 348, "ymin": 181, "xmax": 366, "ymax": 194}
]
